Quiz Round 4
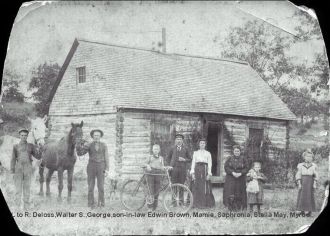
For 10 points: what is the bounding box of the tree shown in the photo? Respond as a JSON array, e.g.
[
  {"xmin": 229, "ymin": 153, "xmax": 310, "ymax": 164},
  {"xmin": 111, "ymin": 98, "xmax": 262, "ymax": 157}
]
[
  {"xmin": 29, "ymin": 63, "xmax": 60, "ymax": 116},
  {"xmin": 274, "ymin": 85, "xmax": 323, "ymax": 123},
  {"xmin": 293, "ymin": 9, "xmax": 329, "ymax": 90},
  {"xmin": 1, "ymin": 70, "xmax": 25, "ymax": 103},
  {"xmin": 221, "ymin": 18, "xmax": 326, "ymax": 124},
  {"xmin": 221, "ymin": 19, "xmax": 295, "ymax": 87}
]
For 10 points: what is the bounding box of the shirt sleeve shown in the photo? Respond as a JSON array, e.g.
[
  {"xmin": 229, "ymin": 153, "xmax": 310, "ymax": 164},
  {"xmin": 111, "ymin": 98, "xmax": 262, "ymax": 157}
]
[
  {"xmin": 258, "ymin": 172, "xmax": 267, "ymax": 182},
  {"xmin": 246, "ymin": 169, "xmax": 253, "ymax": 182},
  {"xmin": 146, "ymin": 155, "xmax": 151, "ymax": 166},
  {"xmin": 224, "ymin": 158, "xmax": 234, "ymax": 175},
  {"xmin": 104, "ymin": 144, "xmax": 109, "ymax": 171},
  {"xmin": 160, "ymin": 156, "xmax": 165, "ymax": 167},
  {"xmin": 207, "ymin": 152, "xmax": 212, "ymax": 176},
  {"xmin": 295, "ymin": 163, "xmax": 302, "ymax": 181},
  {"xmin": 11, "ymin": 145, "xmax": 17, "ymax": 172},
  {"xmin": 190, "ymin": 151, "xmax": 196, "ymax": 174},
  {"xmin": 185, "ymin": 148, "xmax": 192, "ymax": 162},
  {"xmin": 313, "ymin": 163, "xmax": 318, "ymax": 181},
  {"xmin": 166, "ymin": 148, "xmax": 173, "ymax": 166},
  {"xmin": 240, "ymin": 157, "xmax": 249, "ymax": 175}
]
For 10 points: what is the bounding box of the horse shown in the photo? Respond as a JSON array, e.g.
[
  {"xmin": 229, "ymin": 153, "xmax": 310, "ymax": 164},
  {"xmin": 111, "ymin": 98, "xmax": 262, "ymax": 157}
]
[{"xmin": 39, "ymin": 121, "xmax": 84, "ymax": 202}]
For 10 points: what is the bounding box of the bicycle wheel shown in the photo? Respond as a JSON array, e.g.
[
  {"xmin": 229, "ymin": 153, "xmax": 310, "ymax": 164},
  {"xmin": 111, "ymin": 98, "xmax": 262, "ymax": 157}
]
[
  {"xmin": 163, "ymin": 183, "xmax": 193, "ymax": 213},
  {"xmin": 120, "ymin": 180, "xmax": 146, "ymax": 211}
]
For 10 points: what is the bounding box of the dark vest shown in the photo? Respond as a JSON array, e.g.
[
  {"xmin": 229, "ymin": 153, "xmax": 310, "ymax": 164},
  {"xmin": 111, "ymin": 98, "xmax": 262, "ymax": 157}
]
[
  {"xmin": 169, "ymin": 146, "xmax": 189, "ymax": 167},
  {"xmin": 88, "ymin": 142, "xmax": 106, "ymax": 163}
]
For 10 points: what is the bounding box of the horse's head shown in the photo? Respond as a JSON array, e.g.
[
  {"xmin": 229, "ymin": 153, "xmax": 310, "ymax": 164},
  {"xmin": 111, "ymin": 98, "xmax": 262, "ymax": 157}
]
[
  {"xmin": 28, "ymin": 115, "xmax": 48, "ymax": 146},
  {"xmin": 70, "ymin": 121, "xmax": 84, "ymax": 145}
]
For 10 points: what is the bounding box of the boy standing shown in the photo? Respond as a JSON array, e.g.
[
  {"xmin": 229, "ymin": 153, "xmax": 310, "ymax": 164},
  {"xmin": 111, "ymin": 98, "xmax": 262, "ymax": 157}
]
[{"xmin": 145, "ymin": 144, "xmax": 165, "ymax": 211}]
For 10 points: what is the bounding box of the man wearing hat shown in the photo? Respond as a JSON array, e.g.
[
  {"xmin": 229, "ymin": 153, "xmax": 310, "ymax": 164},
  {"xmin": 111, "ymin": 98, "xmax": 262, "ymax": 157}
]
[
  {"xmin": 11, "ymin": 128, "xmax": 41, "ymax": 210},
  {"xmin": 76, "ymin": 129, "xmax": 109, "ymax": 208},
  {"xmin": 166, "ymin": 133, "xmax": 191, "ymax": 205}
]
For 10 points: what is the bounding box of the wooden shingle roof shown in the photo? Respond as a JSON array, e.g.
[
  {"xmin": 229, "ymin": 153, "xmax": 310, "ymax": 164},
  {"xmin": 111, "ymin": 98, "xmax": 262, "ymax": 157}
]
[{"xmin": 48, "ymin": 38, "xmax": 296, "ymax": 121}]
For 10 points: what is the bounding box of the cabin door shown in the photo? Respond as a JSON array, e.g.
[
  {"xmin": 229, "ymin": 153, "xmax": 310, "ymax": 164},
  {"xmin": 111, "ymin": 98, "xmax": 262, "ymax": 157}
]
[{"xmin": 207, "ymin": 122, "xmax": 222, "ymax": 179}]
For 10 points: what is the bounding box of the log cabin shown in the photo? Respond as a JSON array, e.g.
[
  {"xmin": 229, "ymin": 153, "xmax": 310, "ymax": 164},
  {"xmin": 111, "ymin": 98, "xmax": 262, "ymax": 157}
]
[{"xmin": 47, "ymin": 38, "xmax": 296, "ymax": 182}]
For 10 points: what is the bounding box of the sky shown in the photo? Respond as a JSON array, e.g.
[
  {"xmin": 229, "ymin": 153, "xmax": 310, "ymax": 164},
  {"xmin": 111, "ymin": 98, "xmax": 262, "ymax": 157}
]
[{"xmin": 2, "ymin": 1, "xmax": 326, "ymax": 96}]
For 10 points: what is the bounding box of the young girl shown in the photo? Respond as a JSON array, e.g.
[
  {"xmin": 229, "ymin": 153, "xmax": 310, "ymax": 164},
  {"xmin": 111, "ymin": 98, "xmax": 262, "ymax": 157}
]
[
  {"xmin": 145, "ymin": 144, "xmax": 165, "ymax": 211},
  {"xmin": 295, "ymin": 149, "xmax": 318, "ymax": 215},
  {"xmin": 246, "ymin": 161, "xmax": 267, "ymax": 213}
]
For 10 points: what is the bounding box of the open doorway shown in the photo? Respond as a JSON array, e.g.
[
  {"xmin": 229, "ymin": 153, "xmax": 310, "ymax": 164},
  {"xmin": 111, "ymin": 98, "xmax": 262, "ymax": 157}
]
[{"xmin": 207, "ymin": 122, "xmax": 221, "ymax": 176}]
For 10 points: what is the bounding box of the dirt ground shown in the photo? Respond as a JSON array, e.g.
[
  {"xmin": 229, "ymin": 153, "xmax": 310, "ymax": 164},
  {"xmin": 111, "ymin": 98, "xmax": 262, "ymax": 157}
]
[{"xmin": 1, "ymin": 168, "xmax": 327, "ymax": 235}]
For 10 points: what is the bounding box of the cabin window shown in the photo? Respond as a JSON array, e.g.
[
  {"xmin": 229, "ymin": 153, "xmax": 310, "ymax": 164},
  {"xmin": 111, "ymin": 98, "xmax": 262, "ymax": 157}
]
[
  {"xmin": 247, "ymin": 128, "xmax": 264, "ymax": 162},
  {"xmin": 76, "ymin": 66, "xmax": 86, "ymax": 83},
  {"xmin": 151, "ymin": 121, "xmax": 173, "ymax": 157}
]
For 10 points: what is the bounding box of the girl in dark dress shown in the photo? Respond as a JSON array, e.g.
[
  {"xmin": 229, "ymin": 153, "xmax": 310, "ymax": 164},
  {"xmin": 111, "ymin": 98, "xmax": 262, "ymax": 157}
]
[
  {"xmin": 223, "ymin": 145, "xmax": 249, "ymax": 211},
  {"xmin": 190, "ymin": 138, "xmax": 215, "ymax": 208},
  {"xmin": 295, "ymin": 149, "xmax": 318, "ymax": 215}
]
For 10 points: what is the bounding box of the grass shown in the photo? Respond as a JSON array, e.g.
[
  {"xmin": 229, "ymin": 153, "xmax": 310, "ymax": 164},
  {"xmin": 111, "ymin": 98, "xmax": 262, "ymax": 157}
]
[{"xmin": 1, "ymin": 156, "xmax": 328, "ymax": 235}]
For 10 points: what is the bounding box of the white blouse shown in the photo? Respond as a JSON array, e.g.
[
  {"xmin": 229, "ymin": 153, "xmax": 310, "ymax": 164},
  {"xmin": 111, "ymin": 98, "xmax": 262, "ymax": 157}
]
[
  {"xmin": 190, "ymin": 150, "xmax": 212, "ymax": 176},
  {"xmin": 295, "ymin": 162, "xmax": 318, "ymax": 181}
]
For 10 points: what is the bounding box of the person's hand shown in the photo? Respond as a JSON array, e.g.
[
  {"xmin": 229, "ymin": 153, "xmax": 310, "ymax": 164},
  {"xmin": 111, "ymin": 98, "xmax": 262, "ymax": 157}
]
[
  {"xmin": 104, "ymin": 170, "xmax": 109, "ymax": 177},
  {"xmin": 191, "ymin": 173, "xmax": 195, "ymax": 181},
  {"xmin": 313, "ymin": 182, "xmax": 317, "ymax": 189},
  {"xmin": 232, "ymin": 172, "xmax": 237, "ymax": 177},
  {"xmin": 178, "ymin": 156, "xmax": 185, "ymax": 162},
  {"xmin": 206, "ymin": 174, "xmax": 211, "ymax": 181},
  {"xmin": 298, "ymin": 182, "xmax": 302, "ymax": 189},
  {"xmin": 146, "ymin": 165, "xmax": 151, "ymax": 171}
]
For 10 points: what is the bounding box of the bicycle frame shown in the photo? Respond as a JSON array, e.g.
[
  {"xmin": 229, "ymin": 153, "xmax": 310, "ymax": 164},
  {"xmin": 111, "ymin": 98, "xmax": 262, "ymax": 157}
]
[{"xmin": 137, "ymin": 167, "xmax": 173, "ymax": 198}]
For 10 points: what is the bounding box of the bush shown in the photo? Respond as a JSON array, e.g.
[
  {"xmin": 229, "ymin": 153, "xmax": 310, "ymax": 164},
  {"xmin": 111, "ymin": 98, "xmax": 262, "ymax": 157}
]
[
  {"xmin": 262, "ymin": 148, "xmax": 304, "ymax": 188},
  {"xmin": 312, "ymin": 145, "xmax": 330, "ymax": 159},
  {"xmin": 0, "ymin": 102, "xmax": 35, "ymax": 135},
  {"xmin": 297, "ymin": 126, "xmax": 307, "ymax": 135},
  {"xmin": 304, "ymin": 121, "xmax": 312, "ymax": 129}
]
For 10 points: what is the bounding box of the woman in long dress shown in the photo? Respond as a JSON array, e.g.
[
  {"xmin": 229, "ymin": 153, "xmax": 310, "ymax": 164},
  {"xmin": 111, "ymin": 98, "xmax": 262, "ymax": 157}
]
[
  {"xmin": 190, "ymin": 138, "xmax": 214, "ymax": 208},
  {"xmin": 296, "ymin": 149, "xmax": 318, "ymax": 215},
  {"xmin": 223, "ymin": 145, "xmax": 249, "ymax": 211}
]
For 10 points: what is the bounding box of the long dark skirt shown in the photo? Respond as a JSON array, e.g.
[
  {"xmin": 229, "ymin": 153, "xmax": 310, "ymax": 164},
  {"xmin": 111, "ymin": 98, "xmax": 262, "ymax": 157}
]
[
  {"xmin": 297, "ymin": 175, "xmax": 315, "ymax": 212},
  {"xmin": 223, "ymin": 174, "xmax": 247, "ymax": 211},
  {"xmin": 192, "ymin": 162, "xmax": 215, "ymax": 208}
]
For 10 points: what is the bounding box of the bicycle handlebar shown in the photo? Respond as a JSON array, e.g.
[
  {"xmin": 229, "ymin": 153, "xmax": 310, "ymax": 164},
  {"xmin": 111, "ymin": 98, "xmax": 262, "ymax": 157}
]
[{"xmin": 141, "ymin": 166, "xmax": 173, "ymax": 172}]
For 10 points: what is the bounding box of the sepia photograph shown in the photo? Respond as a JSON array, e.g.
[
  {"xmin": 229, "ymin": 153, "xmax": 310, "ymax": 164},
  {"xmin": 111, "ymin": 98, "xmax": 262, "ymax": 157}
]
[{"xmin": 0, "ymin": 1, "xmax": 329, "ymax": 235}]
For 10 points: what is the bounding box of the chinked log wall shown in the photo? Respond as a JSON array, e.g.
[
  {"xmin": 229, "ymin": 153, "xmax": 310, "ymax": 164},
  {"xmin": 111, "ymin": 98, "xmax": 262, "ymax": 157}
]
[
  {"xmin": 223, "ymin": 118, "xmax": 288, "ymax": 157},
  {"xmin": 48, "ymin": 112, "xmax": 289, "ymax": 180},
  {"xmin": 48, "ymin": 114, "xmax": 118, "ymax": 173},
  {"xmin": 119, "ymin": 111, "xmax": 202, "ymax": 179}
]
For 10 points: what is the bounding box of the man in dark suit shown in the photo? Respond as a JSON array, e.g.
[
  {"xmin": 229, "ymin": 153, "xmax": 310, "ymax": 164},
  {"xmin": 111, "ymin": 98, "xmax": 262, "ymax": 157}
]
[
  {"xmin": 77, "ymin": 129, "xmax": 109, "ymax": 208},
  {"xmin": 167, "ymin": 133, "xmax": 191, "ymax": 204}
]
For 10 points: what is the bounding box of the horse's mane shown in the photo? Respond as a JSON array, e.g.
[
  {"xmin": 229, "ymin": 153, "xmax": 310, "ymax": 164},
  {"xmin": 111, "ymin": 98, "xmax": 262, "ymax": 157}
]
[{"xmin": 66, "ymin": 127, "xmax": 75, "ymax": 157}]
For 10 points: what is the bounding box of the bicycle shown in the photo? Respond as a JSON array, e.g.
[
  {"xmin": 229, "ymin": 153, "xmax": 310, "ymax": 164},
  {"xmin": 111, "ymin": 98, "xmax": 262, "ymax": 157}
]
[{"xmin": 120, "ymin": 166, "xmax": 193, "ymax": 213}]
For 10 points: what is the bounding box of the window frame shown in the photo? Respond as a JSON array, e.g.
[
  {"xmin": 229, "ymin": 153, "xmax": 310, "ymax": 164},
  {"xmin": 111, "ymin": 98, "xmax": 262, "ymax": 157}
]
[{"xmin": 76, "ymin": 66, "xmax": 86, "ymax": 84}]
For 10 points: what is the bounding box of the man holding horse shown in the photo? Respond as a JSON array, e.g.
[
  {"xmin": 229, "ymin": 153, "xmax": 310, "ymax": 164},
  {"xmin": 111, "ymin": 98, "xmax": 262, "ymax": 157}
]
[
  {"xmin": 11, "ymin": 128, "xmax": 41, "ymax": 210},
  {"xmin": 77, "ymin": 129, "xmax": 109, "ymax": 208}
]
